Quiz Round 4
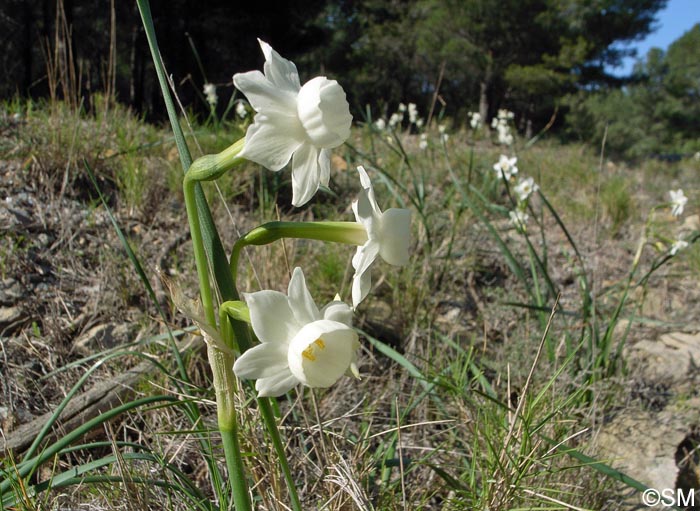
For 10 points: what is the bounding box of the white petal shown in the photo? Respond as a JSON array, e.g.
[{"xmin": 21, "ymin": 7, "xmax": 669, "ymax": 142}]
[
  {"xmin": 318, "ymin": 149, "xmax": 331, "ymax": 188},
  {"xmin": 255, "ymin": 371, "xmax": 299, "ymax": 397},
  {"xmin": 357, "ymin": 165, "xmax": 372, "ymax": 188},
  {"xmin": 233, "ymin": 342, "xmax": 289, "ymax": 379},
  {"xmin": 245, "ymin": 290, "xmax": 299, "ymax": 344},
  {"xmin": 352, "ymin": 239, "xmax": 380, "ymax": 275},
  {"xmin": 353, "ymin": 168, "xmax": 381, "ymax": 231},
  {"xmin": 321, "ymin": 300, "xmax": 353, "ymax": 327},
  {"xmin": 352, "ymin": 265, "xmax": 372, "ymax": 309},
  {"xmin": 239, "ymin": 116, "xmax": 304, "ymax": 171},
  {"xmin": 352, "ymin": 192, "xmax": 378, "ymax": 238},
  {"xmin": 287, "ymin": 267, "xmax": 320, "ymax": 325},
  {"xmin": 233, "ymin": 70, "xmax": 298, "ymax": 116},
  {"xmin": 378, "ymin": 208, "xmax": 411, "ymax": 266},
  {"xmin": 351, "ymin": 241, "xmax": 379, "ymax": 308},
  {"xmin": 291, "ymin": 143, "xmax": 322, "ymax": 206},
  {"xmin": 258, "ymin": 39, "xmax": 301, "ymax": 93}
]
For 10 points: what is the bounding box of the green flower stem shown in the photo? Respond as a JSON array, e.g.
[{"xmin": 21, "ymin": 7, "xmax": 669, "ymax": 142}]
[
  {"xmin": 229, "ymin": 221, "xmax": 368, "ymax": 276},
  {"xmin": 185, "ymin": 140, "xmax": 304, "ymax": 510},
  {"xmin": 218, "ymin": 301, "xmax": 303, "ymax": 511},
  {"xmin": 183, "ymin": 178, "xmax": 217, "ymax": 327},
  {"xmin": 257, "ymin": 398, "xmax": 303, "ymax": 511},
  {"xmin": 208, "ymin": 344, "xmax": 251, "ymax": 510},
  {"xmin": 183, "ymin": 140, "xmax": 252, "ymax": 510}
]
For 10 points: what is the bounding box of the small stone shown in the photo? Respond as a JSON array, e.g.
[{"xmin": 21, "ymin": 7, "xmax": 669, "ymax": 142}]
[
  {"xmin": 0, "ymin": 306, "xmax": 23, "ymax": 325},
  {"xmin": 0, "ymin": 278, "xmax": 23, "ymax": 305},
  {"xmin": 626, "ymin": 331, "xmax": 700, "ymax": 383}
]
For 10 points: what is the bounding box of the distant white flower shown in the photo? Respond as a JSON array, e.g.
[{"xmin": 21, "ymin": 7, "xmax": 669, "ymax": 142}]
[
  {"xmin": 694, "ymin": 151, "xmax": 700, "ymax": 161},
  {"xmin": 415, "ymin": 118, "xmax": 424, "ymax": 129},
  {"xmin": 351, "ymin": 166, "xmax": 411, "ymax": 308},
  {"xmin": 514, "ymin": 177, "xmax": 538, "ymax": 202},
  {"xmin": 398, "ymin": 103, "xmax": 407, "ymax": 112},
  {"xmin": 203, "ymin": 83, "xmax": 217, "ymax": 107},
  {"xmin": 419, "ymin": 133, "xmax": 428, "ymax": 150},
  {"xmin": 374, "ymin": 118, "xmax": 386, "ymax": 131},
  {"xmin": 408, "ymin": 103, "xmax": 418, "ymax": 124},
  {"xmin": 670, "ymin": 238, "xmax": 689, "ymax": 255},
  {"xmin": 493, "ymin": 154, "xmax": 518, "ymax": 180},
  {"xmin": 497, "ymin": 127, "xmax": 513, "ymax": 146},
  {"xmin": 389, "ymin": 112, "xmax": 403, "ymax": 128},
  {"xmin": 438, "ymin": 124, "xmax": 446, "ymax": 134},
  {"xmin": 469, "ymin": 112, "xmax": 482, "ymax": 130},
  {"xmin": 498, "ymin": 108, "xmax": 514, "ymax": 120},
  {"xmin": 233, "ymin": 40, "xmax": 352, "ymax": 206},
  {"xmin": 509, "ymin": 210, "xmax": 528, "ymax": 231},
  {"xmin": 669, "ymin": 189, "xmax": 687, "ymax": 217},
  {"xmin": 235, "ymin": 101, "xmax": 247, "ymax": 118},
  {"xmin": 233, "ymin": 267, "xmax": 359, "ymax": 397}
]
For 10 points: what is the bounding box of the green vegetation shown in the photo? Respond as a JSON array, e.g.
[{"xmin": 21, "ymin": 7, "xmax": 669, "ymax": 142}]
[
  {"xmin": 566, "ymin": 24, "xmax": 700, "ymax": 158},
  {"xmin": 2, "ymin": 90, "xmax": 698, "ymax": 508}
]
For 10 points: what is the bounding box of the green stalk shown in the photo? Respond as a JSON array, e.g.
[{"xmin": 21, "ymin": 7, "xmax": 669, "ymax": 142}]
[
  {"xmin": 230, "ymin": 221, "xmax": 367, "ymax": 275},
  {"xmin": 209, "ymin": 345, "xmax": 251, "ymax": 510},
  {"xmin": 257, "ymin": 398, "xmax": 303, "ymax": 511},
  {"xmin": 219, "ymin": 304, "xmax": 303, "ymax": 511},
  {"xmin": 183, "ymin": 175, "xmax": 251, "ymax": 510},
  {"xmin": 183, "ymin": 178, "xmax": 216, "ymax": 326}
]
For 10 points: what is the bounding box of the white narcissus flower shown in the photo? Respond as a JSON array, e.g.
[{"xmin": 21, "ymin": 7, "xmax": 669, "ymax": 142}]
[
  {"xmin": 389, "ymin": 112, "xmax": 403, "ymax": 128},
  {"xmin": 509, "ymin": 210, "xmax": 528, "ymax": 231},
  {"xmin": 408, "ymin": 103, "xmax": 418, "ymax": 124},
  {"xmin": 498, "ymin": 127, "xmax": 513, "ymax": 146},
  {"xmin": 233, "ymin": 40, "xmax": 352, "ymax": 207},
  {"xmin": 670, "ymin": 239, "xmax": 689, "ymax": 255},
  {"xmin": 419, "ymin": 133, "xmax": 428, "ymax": 150},
  {"xmin": 493, "ymin": 154, "xmax": 518, "ymax": 180},
  {"xmin": 669, "ymin": 189, "xmax": 687, "ymax": 217},
  {"xmin": 233, "ymin": 267, "xmax": 359, "ymax": 397},
  {"xmin": 351, "ymin": 166, "xmax": 411, "ymax": 308},
  {"xmin": 235, "ymin": 101, "xmax": 247, "ymax": 119},
  {"xmin": 514, "ymin": 177, "xmax": 538, "ymax": 202},
  {"xmin": 469, "ymin": 112, "xmax": 482, "ymax": 130},
  {"xmin": 203, "ymin": 83, "xmax": 217, "ymax": 107},
  {"xmin": 374, "ymin": 118, "xmax": 386, "ymax": 131}
]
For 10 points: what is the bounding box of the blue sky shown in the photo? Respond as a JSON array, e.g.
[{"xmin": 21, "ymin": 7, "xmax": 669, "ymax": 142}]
[{"xmin": 610, "ymin": 0, "xmax": 700, "ymax": 76}]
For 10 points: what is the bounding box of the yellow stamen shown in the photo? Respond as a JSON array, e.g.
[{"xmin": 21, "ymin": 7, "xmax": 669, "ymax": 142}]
[
  {"xmin": 302, "ymin": 347, "xmax": 316, "ymax": 361},
  {"xmin": 301, "ymin": 338, "xmax": 326, "ymax": 362}
]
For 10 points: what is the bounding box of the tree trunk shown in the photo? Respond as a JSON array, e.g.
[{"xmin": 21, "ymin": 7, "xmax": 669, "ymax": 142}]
[{"xmin": 479, "ymin": 53, "xmax": 493, "ymax": 123}]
